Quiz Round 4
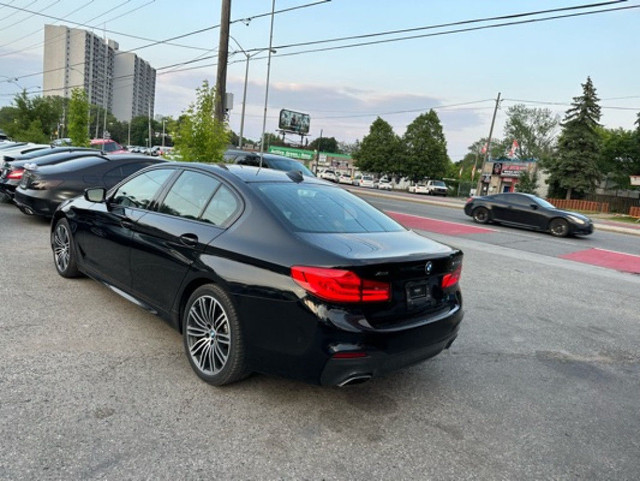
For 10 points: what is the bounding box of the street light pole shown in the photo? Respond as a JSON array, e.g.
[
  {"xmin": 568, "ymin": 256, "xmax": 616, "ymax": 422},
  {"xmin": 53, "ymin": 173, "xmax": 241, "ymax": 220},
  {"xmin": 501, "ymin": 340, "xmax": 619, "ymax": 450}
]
[
  {"xmin": 259, "ymin": 0, "xmax": 276, "ymax": 164},
  {"xmin": 239, "ymin": 55, "xmax": 250, "ymax": 149}
]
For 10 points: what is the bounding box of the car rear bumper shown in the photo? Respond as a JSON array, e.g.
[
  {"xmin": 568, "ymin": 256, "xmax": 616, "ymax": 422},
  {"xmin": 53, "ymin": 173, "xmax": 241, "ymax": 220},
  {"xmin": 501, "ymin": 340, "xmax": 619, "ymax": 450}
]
[
  {"xmin": 319, "ymin": 321, "xmax": 460, "ymax": 386},
  {"xmin": 13, "ymin": 190, "xmax": 58, "ymax": 217}
]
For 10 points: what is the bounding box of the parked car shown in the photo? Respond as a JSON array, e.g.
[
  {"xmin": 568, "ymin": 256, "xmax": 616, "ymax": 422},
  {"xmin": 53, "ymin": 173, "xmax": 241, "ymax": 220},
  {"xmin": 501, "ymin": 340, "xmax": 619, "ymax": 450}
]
[
  {"xmin": 352, "ymin": 174, "xmax": 362, "ymax": 186},
  {"xmin": 425, "ymin": 180, "xmax": 448, "ymax": 196},
  {"xmin": 318, "ymin": 169, "xmax": 337, "ymax": 182},
  {"xmin": 224, "ymin": 150, "xmax": 315, "ymax": 177},
  {"xmin": 0, "ymin": 149, "xmax": 99, "ymax": 200},
  {"xmin": 408, "ymin": 182, "xmax": 429, "ymax": 194},
  {"xmin": 359, "ymin": 175, "xmax": 377, "ymax": 188},
  {"xmin": 338, "ymin": 173, "xmax": 353, "ymax": 184},
  {"xmin": 90, "ymin": 138, "xmax": 127, "ymax": 154},
  {"xmin": 0, "ymin": 143, "xmax": 50, "ymax": 166},
  {"xmin": 51, "ymin": 164, "xmax": 464, "ymax": 386},
  {"xmin": 378, "ymin": 177, "xmax": 393, "ymax": 190},
  {"xmin": 463, "ymin": 192, "xmax": 593, "ymax": 237},
  {"xmin": 14, "ymin": 154, "xmax": 164, "ymax": 217}
]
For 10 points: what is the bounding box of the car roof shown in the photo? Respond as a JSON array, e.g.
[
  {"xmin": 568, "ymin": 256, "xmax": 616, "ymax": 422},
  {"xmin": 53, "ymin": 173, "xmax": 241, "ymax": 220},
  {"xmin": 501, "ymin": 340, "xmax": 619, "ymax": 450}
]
[{"xmin": 147, "ymin": 162, "xmax": 326, "ymax": 185}]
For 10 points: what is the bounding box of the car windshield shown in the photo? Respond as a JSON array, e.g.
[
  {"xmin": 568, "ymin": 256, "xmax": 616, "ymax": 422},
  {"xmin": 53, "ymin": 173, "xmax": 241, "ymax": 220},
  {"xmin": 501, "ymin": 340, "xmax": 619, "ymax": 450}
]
[
  {"xmin": 432, "ymin": 181, "xmax": 446, "ymax": 187},
  {"xmin": 100, "ymin": 141, "xmax": 122, "ymax": 153},
  {"xmin": 535, "ymin": 197, "xmax": 556, "ymax": 209},
  {"xmin": 257, "ymin": 183, "xmax": 404, "ymax": 233}
]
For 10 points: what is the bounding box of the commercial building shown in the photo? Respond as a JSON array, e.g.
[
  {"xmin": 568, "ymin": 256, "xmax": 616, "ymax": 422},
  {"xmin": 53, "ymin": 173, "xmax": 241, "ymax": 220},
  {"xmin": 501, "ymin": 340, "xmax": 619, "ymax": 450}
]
[{"xmin": 43, "ymin": 25, "xmax": 155, "ymax": 123}]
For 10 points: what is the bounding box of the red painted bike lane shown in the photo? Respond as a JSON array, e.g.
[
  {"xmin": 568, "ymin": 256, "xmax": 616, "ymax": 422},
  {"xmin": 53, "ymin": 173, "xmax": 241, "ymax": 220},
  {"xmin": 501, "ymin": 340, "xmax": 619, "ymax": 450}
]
[
  {"xmin": 560, "ymin": 248, "xmax": 640, "ymax": 275},
  {"xmin": 386, "ymin": 211, "xmax": 494, "ymax": 236}
]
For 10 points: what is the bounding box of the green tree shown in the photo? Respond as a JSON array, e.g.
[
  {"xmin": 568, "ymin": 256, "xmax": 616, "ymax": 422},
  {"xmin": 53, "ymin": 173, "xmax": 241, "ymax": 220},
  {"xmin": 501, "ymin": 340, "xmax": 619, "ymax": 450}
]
[
  {"xmin": 0, "ymin": 91, "xmax": 63, "ymax": 141},
  {"xmin": 516, "ymin": 170, "xmax": 539, "ymax": 194},
  {"xmin": 547, "ymin": 77, "xmax": 602, "ymax": 199},
  {"xmin": 503, "ymin": 104, "xmax": 559, "ymax": 160},
  {"xmin": 67, "ymin": 88, "xmax": 90, "ymax": 147},
  {"xmin": 353, "ymin": 117, "xmax": 403, "ymax": 175},
  {"xmin": 598, "ymin": 127, "xmax": 640, "ymax": 189},
  {"xmin": 308, "ymin": 136, "xmax": 339, "ymax": 153},
  {"xmin": 403, "ymin": 110, "xmax": 450, "ymax": 181},
  {"xmin": 173, "ymin": 80, "xmax": 229, "ymax": 162}
]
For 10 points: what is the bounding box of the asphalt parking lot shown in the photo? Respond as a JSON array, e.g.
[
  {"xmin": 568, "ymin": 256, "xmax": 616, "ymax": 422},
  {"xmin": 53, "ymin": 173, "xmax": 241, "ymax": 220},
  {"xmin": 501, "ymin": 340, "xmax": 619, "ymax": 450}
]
[{"xmin": 1, "ymin": 201, "xmax": 639, "ymax": 480}]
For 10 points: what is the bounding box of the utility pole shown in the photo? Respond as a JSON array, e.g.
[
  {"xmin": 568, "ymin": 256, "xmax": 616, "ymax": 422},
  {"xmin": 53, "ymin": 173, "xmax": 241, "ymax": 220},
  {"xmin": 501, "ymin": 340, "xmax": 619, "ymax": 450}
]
[
  {"xmin": 477, "ymin": 92, "xmax": 501, "ymax": 195},
  {"xmin": 314, "ymin": 129, "xmax": 323, "ymax": 175},
  {"xmin": 214, "ymin": 0, "xmax": 231, "ymax": 123}
]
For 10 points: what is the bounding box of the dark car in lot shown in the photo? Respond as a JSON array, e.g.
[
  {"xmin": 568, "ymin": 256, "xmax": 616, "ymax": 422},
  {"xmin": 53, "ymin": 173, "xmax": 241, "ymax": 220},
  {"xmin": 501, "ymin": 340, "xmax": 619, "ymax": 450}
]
[
  {"xmin": 224, "ymin": 149, "xmax": 316, "ymax": 177},
  {"xmin": 14, "ymin": 154, "xmax": 164, "ymax": 217},
  {"xmin": 464, "ymin": 192, "xmax": 593, "ymax": 237},
  {"xmin": 51, "ymin": 164, "xmax": 463, "ymax": 387},
  {"xmin": 0, "ymin": 149, "xmax": 98, "ymax": 200}
]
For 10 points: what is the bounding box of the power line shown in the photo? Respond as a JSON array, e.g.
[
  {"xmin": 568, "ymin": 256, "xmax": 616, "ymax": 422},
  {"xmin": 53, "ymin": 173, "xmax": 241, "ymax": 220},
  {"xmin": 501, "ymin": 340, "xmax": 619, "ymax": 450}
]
[
  {"xmin": 151, "ymin": 3, "xmax": 640, "ymax": 77},
  {"xmin": 268, "ymin": 0, "xmax": 627, "ymax": 52}
]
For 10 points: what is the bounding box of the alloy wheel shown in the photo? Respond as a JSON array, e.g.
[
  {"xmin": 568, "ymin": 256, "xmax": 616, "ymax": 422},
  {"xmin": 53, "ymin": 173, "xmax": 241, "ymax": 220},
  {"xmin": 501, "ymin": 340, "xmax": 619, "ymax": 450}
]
[
  {"xmin": 53, "ymin": 223, "xmax": 71, "ymax": 273},
  {"xmin": 185, "ymin": 295, "xmax": 231, "ymax": 375}
]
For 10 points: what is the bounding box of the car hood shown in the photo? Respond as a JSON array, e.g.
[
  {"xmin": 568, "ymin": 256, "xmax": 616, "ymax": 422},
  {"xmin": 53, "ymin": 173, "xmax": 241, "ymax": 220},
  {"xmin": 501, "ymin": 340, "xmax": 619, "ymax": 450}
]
[
  {"xmin": 296, "ymin": 230, "xmax": 454, "ymax": 262},
  {"xmin": 554, "ymin": 210, "xmax": 591, "ymax": 222}
]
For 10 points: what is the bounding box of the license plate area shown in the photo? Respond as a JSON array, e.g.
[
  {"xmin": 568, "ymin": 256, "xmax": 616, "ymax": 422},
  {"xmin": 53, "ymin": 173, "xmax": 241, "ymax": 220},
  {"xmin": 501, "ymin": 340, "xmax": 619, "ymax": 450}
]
[{"xmin": 406, "ymin": 280, "xmax": 431, "ymax": 308}]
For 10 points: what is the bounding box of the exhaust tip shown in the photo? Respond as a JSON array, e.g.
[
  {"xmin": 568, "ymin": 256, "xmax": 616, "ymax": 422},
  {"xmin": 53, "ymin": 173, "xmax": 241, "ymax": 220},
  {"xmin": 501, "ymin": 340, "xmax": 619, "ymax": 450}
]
[{"xmin": 337, "ymin": 374, "xmax": 372, "ymax": 387}]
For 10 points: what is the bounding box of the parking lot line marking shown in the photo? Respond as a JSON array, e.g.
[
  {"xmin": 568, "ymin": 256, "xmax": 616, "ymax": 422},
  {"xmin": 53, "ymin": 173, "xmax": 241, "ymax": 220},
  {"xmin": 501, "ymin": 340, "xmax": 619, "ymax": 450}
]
[
  {"xmin": 560, "ymin": 248, "xmax": 640, "ymax": 274},
  {"xmin": 385, "ymin": 211, "xmax": 495, "ymax": 236}
]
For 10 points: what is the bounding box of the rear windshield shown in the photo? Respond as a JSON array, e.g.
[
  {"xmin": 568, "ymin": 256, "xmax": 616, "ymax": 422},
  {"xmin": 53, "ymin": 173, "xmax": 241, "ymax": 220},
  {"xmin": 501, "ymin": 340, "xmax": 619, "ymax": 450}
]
[
  {"xmin": 266, "ymin": 157, "xmax": 315, "ymax": 177},
  {"xmin": 256, "ymin": 183, "xmax": 404, "ymax": 233}
]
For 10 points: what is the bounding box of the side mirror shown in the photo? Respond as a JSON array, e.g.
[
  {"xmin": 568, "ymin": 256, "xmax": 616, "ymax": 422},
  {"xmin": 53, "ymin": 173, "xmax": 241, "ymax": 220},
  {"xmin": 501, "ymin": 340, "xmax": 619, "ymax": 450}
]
[
  {"xmin": 530, "ymin": 203, "xmax": 538, "ymax": 210},
  {"xmin": 84, "ymin": 187, "xmax": 106, "ymax": 203}
]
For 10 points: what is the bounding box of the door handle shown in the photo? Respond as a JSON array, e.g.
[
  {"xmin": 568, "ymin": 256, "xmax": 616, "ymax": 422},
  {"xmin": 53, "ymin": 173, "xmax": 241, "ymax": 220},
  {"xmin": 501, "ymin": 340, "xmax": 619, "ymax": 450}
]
[
  {"xmin": 179, "ymin": 233, "xmax": 199, "ymax": 247},
  {"xmin": 120, "ymin": 219, "xmax": 134, "ymax": 229}
]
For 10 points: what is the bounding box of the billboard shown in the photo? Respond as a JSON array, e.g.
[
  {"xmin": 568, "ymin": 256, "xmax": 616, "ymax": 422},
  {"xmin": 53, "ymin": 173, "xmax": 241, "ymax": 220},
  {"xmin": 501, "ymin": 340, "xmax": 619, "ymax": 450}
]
[{"xmin": 279, "ymin": 109, "xmax": 310, "ymax": 134}]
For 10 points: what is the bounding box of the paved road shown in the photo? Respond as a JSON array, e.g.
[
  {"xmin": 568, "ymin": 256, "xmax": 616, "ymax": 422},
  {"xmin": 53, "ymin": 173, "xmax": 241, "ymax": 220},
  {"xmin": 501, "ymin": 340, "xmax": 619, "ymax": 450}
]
[
  {"xmin": 352, "ymin": 189, "xmax": 640, "ymax": 270},
  {"xmin": 1, "ymin": 201, "xmax": 639, "ymax": 480}
]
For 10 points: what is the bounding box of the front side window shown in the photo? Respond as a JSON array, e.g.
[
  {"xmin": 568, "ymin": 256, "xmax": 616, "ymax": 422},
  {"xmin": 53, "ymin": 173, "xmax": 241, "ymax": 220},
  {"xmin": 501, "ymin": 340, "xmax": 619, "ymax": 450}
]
[
  {"xmin": 112, "ymin": 168, "xmax": 173, "ymax": 209},
  {"xmin": 257, "ymin": 183, "xmax": 404, "ymax": 233},
  {"xmin": 159, "ymin": 171, "xmax": 220, "ymax": 220}
]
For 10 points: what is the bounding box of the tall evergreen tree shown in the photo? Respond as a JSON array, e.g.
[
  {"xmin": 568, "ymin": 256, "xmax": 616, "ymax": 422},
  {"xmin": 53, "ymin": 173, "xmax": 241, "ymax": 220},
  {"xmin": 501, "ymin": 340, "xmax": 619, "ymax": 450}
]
[
  {"xmin": 548, "ymin": 77, "xmax": 602, "ymax": 199},
  {"xmin": 403, "ymin": 110, "xmax": 450, "ymax": 181},
  {"xmin": 353, "ymin": 117, "xmax": 403, "ymax": 175}
]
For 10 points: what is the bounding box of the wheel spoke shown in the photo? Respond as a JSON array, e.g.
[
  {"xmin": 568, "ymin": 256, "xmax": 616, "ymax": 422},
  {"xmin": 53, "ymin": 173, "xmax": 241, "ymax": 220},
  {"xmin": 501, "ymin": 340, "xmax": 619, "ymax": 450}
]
[
  {"xmin": 189, "ymin": 337, "xmax": 209, "ymax": 358},
  {"xmin": 213, "ymin": 311, "xmax": 227, "ymax": 331},
  {"xmin": 186, "ymin": 325, "xmax": 208, "ymax": 336}
]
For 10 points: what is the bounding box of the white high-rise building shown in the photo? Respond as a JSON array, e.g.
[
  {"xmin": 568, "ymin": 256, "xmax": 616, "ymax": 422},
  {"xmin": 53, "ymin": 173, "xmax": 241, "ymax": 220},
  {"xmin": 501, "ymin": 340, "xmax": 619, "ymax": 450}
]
[{"xmin": 43, "ymin": 25, "xmax": 156, "ymax": 124}]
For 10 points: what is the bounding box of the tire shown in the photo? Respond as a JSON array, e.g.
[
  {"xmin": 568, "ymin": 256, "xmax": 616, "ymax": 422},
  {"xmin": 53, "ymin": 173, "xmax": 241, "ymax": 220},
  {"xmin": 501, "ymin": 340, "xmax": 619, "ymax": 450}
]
[
  {"xmin": 182, "ymin": 284, "xmax": 248, "ymax": 386},
  {"xmin": 472, "ymin": 206, "xmax": 490, "ymax": 224},
  {"xmin": 52, "ymin": 218, "xmax": 81, "ymax": 278},
  {"xmin": 549, "ymin": 218, "xmax": 570, "ymax": 237}
]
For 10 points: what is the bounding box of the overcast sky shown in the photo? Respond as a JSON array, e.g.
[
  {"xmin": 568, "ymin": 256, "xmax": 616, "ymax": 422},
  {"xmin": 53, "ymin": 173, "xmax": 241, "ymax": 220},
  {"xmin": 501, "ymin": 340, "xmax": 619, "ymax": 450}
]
[{"xmin": 1, "ymin": 0, "xmax": 639, "ymax": 159}]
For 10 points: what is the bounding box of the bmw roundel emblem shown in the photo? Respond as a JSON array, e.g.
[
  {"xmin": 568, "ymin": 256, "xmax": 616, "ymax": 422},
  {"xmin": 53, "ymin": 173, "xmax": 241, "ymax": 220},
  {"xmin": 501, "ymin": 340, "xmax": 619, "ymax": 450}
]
[{"xmin": 425, "ymin": 261, "xmax": 433, "ymax": 275}]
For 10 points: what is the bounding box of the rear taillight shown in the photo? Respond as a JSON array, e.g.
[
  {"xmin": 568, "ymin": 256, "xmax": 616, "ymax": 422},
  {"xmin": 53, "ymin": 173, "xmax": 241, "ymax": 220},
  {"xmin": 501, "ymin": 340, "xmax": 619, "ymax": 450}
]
[
  {"xmin": 442, "ymin": 264, "xmax": 462, "ymax": 288},
  {"xmin": 7, "ymin": 169, "xmax": 24, "ymax": 180},
  {"xmin": 291, "ymin": 266, "xmax": 390, "ymax": 303}
]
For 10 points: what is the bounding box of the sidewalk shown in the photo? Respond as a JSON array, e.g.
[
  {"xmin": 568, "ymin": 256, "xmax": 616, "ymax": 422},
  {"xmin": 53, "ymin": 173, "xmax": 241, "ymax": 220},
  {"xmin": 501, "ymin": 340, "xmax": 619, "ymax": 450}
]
[{"xmin": 349, "ymin": 187, "xmax": 640, "ymax": 237}]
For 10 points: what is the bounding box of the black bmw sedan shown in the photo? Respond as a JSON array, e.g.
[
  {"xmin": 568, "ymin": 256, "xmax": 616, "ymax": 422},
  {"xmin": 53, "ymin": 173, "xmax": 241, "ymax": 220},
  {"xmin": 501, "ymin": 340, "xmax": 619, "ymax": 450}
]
[
  {"xmin": 464, "ymin": 192, "xmax": 593, "ymax": 237},
  {"xmin": 14, "ymin": 154, "xmax": 164, "ymax": 217},
  {"xmin": 51, "ymin": 163, "xmax": 464, "ymax": 386}
]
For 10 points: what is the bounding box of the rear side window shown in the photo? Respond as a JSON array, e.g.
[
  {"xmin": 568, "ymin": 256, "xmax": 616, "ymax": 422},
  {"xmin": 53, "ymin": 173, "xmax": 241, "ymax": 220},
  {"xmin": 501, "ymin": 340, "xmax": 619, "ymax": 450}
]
[
  {"xmin": 201, "ymin": 185, "xmax": 240, "ymax": 226},
  {"xmin": 112, "ymin": 169, "xmax": 173, "ymax": 209},
  {"xmin": 257, "ymin": 183, "xmax": 404, "ymax": 233},
  {"xmin": 159, "ymin": 171, "xmax": 220, "ymax": 220}
]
